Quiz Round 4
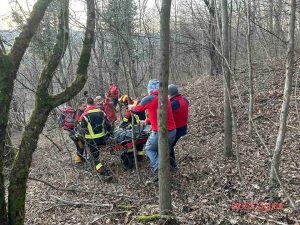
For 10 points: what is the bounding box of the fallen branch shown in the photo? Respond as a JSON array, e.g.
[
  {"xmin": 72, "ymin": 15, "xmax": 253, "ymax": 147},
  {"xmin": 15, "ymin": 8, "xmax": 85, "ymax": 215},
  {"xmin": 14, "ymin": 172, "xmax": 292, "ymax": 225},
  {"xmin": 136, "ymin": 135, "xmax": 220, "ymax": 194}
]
[
  {"xmin": 250, "ymin": 214, "xmax": 288, "ymax": 225},
  {"xmin": 50, "ymin": 194, "xmax": 113, "ymax": 208},
  {"xmin": 28, "ymin": 176, "xmax": 138, "ymax": 199}
]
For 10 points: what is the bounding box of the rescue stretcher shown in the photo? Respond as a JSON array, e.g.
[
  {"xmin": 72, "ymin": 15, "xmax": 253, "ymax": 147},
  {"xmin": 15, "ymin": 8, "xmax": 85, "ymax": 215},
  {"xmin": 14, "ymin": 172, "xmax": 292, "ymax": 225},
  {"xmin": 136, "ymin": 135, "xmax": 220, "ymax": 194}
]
[{"xmin": 109, "ymin": 125, "xmax": 151, "ymax": 169}]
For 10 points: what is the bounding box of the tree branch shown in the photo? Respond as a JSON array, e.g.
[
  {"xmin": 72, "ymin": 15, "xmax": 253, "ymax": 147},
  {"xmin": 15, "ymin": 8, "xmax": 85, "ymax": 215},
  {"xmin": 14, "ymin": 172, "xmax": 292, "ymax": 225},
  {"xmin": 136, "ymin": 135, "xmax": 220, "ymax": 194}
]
[
  {"xmin": 50, "ymin": 194, "xmax": 113, "ymax": 208},
  {"xmin": 49, "ymin": 0, "xmax": 96, "ymax": 107},
  {"xmin": 36, "ymin": 0, "xmax": 69, "ymax": 96},
  {"xmin": 8, "ymin": 0, "xmax": 52, "ymax": 70}
]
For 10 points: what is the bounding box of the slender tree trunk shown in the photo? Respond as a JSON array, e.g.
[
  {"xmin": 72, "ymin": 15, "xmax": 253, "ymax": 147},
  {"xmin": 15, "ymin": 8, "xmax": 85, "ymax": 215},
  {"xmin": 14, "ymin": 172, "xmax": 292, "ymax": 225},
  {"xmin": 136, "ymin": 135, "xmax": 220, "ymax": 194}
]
[
  {"xmin": 275, "ymin": 0, "xmax": 283, "ymax": 39},
  {"xmin": 93, "ymin": 45, "xmax": 105, "ymax": 97},
  {"xmin": 222, "ymin": 0, "xmax": 233, "ymax": 157},
  {"xmin": 129, "ymin": 59, "xmax": 138, "ymax": 97},
  {"xmin": 247, "ymin": 0, "xmax": 253, "ymax": 133},
  {"xmin": 158, "ymin": 0, "xmax": 172, "ymax": 216},
  {"xmin": 205, "ymin": 0, "xmax": 220, "ymax": 76},
  {"xmin": 270, "ymin": 0, "xmax": 296, "ymax": 185},
  {"xmin": 112, "ymin": 36, "xmax": 120, "ymax": 84},
  {"xmin": 269, "ymin": 0, "xmax": 275, "ymax": 56},
  {"xmin": 0, "ymin": 1, "xmax": 53, "ymax": 224},
  {"xmin": 233, "ymin": 1, "xmax": 241, "ymax": 75},
  {"xmin": 228, "ymin": 0, "xmax": 232, "ymax": 65}
]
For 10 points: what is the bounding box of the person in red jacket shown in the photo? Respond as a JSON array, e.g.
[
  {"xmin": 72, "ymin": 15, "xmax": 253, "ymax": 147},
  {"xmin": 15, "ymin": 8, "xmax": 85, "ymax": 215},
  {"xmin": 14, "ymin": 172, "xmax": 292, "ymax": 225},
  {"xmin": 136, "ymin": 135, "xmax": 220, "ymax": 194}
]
[
  {"xmin": 106, "ymin": 83, "xmax": 120, "ymax": 108},
  {"xmin": 168, "ymin": 84, "xmax": 189, "ymax": 169},
  {"xmin": 130, "ymin": 79, "xmax": 176, "ymax": 181}
]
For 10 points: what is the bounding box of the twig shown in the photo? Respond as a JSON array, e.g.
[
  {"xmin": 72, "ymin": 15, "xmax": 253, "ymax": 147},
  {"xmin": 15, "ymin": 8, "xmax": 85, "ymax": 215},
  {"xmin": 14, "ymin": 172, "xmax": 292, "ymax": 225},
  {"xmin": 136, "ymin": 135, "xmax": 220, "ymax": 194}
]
[
  {"xmin": 28, "ymin": 176, "xmax": 138, "ymax": 199},
  {"xmin": 250, "ymin": 214, "xmax": 288, "ymax": 225},
  {"xmin": 257, "ymin": 115, "xmax": 300, "ymax": 131},
  {"xmin": 50, "ymin": 194, "xmax": 113, "ymax": 208},
  {"xmin": 41, "ymin": 132, "xmax": 63, "ymax": 151}
]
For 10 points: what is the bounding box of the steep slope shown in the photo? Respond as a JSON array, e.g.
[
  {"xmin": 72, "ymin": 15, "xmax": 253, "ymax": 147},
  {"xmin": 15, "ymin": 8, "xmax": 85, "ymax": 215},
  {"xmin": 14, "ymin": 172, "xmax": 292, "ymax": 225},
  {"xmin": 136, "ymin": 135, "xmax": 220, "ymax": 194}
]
[{"xmin": 24, "ymin": 64, "xmax": 299, "ymax": 224}]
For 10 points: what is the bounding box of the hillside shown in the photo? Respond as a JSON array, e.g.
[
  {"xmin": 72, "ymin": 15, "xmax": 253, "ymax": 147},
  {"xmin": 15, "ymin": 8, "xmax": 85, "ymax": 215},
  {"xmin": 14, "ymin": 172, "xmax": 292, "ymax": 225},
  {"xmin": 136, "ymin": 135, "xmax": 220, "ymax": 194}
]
[{"xmin": 24, "ymin": 63, "xmax": 300, "ymax": 224}]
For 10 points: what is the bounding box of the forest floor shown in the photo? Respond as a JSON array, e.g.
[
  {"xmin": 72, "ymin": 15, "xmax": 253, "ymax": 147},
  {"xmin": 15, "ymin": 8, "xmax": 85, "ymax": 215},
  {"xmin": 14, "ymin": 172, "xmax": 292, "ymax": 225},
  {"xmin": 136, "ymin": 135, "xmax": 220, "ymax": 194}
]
[{"xmin": 24, "ymin": 61, "xmax": 300, "ymax": 225}]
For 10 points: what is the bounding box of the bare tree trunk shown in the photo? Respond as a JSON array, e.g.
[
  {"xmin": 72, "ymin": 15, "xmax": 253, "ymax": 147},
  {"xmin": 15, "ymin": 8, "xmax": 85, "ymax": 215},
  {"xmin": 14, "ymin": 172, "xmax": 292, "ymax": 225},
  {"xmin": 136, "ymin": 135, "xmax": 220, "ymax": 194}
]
[
  {"xmin": 233, "ymin": 1, "xmax": 241, "ymax": 75},
  {"xmin": 112, "ymin": 36, "xmax": 120, "ymax": 85},
  {"xmin": 94, "ymin": 2, "xmax": 105, "ymax": 97},
  {"xmin": 129, "ymin": 59, "xmax": 138, "ymax": 98},
  {"xmin": 0, "ymin": 1, "xmax": 53, "ymax": 224},
  {"xmin": 7, "ymin": 1, "xmax": 95, "ymax": 224},
  {"xmin": 158, "ymin": 0, "xmax": 173, "ymax": 216},
  {"xmin": 269, "ymin": 0, "xmax": 275, "ymax": 56},
  {"xmin": 204, "ymin": 0, "xmax": 221, "ymax": 76},
  {"xmin": 247, "ymin": 0, "xmax": 253, "ymax": 133},
  {"xmin": 228, "ymin": 0, "xmax": 232, "ymax": 65},
  {"xmin": 93, "ymin": 44, "xmax": 105, "ymax": 97},
  {"xmin": 275, "ymin": 0, "xmax": 283, "ymax": 36},
  {"xmin": 270, "ymin": 0, "xmax": 296, "ymax": 185},
  {"xmin": 222, "ymin": 0, "xmax": 233, "ymax": 157}
]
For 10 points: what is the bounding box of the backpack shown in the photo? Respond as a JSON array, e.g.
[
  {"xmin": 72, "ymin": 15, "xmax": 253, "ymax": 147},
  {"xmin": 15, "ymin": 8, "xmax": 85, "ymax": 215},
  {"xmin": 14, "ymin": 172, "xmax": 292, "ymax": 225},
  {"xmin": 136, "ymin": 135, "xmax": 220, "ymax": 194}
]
[
  {"xmin": 103, "ymin": 98, "xmax": 117, "ymax": 123},
  {"xmin": 109, "ymin": 84, "xmax": 120, "ymax": 99},
  {"xmin": 61, "ymin": 106, "xmax": 76, "ymax": 130}
]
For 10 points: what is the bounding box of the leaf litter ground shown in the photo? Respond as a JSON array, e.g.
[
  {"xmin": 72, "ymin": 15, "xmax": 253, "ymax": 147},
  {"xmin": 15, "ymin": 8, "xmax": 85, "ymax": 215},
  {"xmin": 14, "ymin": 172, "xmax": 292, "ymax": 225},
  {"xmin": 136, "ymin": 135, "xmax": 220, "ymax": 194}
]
[{"xmin": 24, "ymin": 64, "xmax": 300, "ymax": 224}]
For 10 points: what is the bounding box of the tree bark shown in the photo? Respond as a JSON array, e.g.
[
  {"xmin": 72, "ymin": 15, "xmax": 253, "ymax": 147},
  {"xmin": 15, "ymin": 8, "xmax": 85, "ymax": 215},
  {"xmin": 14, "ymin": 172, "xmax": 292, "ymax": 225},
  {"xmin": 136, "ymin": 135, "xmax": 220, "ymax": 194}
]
[
  {"xmin": 158, "ymin": 0, "xmax": 172, "ymax": 216},
  {"xmin": 204, "ymin": 0, "xmax": 221, "ymax": 76},
  {"xmin": 269, "ymin": 0, "xmax": 276, "ymax": 56},
  {"xmin": 221, "ymin": 0, "xmax": 233, "ymax": 157},
  {"xmin": 247, "ymin": 0, "xmax": 253, "ymax": 133},
  {"xmin": 274, "ymin": 0, "xmax": 284, "ymax": 40},
  {"xmin": 0, "ymin": 1, "xmax": 53, "ymax": 224},
  {"xmin": 7, "ymin": 0, "xmax": 95, "ymax": 224},
  {"xmin": 270, "ymin": 0, "xmax": 296, "ymax": 185}
]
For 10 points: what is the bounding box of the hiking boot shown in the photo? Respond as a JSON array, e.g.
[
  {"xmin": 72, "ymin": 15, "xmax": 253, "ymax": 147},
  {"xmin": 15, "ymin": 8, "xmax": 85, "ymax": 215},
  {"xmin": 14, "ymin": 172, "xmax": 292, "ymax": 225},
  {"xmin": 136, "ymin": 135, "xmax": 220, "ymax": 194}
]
[
  {"xmin": 74, "ymin": 155, "xmax": 83, "ymax": 164},
  {"xmin": 95, "ymin": 163, "xmax": 111, "ymax": 176}
]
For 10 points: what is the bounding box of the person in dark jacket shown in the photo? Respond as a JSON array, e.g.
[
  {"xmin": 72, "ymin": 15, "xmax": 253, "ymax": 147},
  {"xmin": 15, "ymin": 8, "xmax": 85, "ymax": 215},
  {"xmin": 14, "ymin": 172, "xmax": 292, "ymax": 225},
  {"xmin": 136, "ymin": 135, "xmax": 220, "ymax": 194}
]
[
  {"xmin": 168, "ymin": 84, "xmax": 189, "ymax": 169},
  {"xmin": 130, "ymin": 79, "xmax": 176, "ymax": 181},
  {"xmin": 119, "ymin": 95, "xmax": 146, "ymax": 128},
  {"xmin": 71, "ymin": 100, "xmax": 87, "ymax": 164},
  {"xmin": 79, "ymin": 97, "xmax": 111, "ymax": 176}
]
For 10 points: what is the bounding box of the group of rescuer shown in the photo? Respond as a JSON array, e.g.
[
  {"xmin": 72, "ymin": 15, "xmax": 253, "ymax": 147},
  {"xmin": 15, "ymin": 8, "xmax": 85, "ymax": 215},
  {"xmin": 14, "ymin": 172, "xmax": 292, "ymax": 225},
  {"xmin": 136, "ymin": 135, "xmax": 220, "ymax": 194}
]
[{"xmin": 60, "ymin": 80, "xmax": 189, "ymax": 181}]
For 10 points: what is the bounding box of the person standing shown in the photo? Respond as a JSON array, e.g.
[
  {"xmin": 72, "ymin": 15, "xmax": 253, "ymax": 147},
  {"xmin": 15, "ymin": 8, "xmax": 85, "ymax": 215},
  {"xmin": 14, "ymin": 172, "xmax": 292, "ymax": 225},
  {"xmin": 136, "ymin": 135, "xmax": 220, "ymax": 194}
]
[
  {"xmin": 79, "ymin": 97, "xmax": 111, "ymax": 176},
  {"xmin": 106, "ymin": 83, "xmax": 120, "ymax": 108},
  {"xmin": 168, "ymin": 84, "xmax": 189, "ymax": 169},
  {"xmin": 130, "ymin": 79, "xmax": 176, "ymax": 181}
]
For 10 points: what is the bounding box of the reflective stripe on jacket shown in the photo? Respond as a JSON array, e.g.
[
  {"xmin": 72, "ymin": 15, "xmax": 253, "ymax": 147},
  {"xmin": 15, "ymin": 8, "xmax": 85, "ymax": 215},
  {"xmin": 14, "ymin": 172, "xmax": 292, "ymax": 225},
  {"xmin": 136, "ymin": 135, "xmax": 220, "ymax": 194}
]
[{"xmin": 80, "ymin": 107, "xmax": 107, "ymax": 139}]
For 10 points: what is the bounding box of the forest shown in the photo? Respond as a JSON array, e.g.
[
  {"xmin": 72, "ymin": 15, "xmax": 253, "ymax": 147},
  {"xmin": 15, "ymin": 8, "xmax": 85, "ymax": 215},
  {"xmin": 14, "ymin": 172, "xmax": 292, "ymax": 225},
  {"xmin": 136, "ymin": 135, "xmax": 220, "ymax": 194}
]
[{"xmin": 0, "ymin": 0, "xmax": 299, "ymax": 224}]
